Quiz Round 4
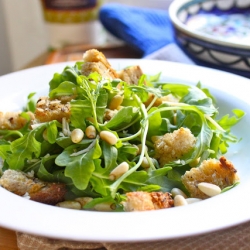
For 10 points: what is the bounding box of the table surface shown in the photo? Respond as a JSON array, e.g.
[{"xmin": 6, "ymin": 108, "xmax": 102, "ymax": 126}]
[
  {"xmin": 0, "ymin": 43, "xmax": 141, "ymax": 250},
  {"xmin": 0, "ymin": 227, "xmax": 18, "ymax": 250}
]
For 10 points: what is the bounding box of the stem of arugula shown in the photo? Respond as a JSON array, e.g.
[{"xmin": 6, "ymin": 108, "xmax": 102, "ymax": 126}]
[{"xmin": 109, "ymin": 94, "xmax": 149, "ymax": 197}]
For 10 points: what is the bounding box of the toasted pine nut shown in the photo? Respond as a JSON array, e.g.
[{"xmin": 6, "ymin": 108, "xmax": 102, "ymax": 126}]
[
  {"xmin": 108, "ymin": 95, "xmax": 124, "ymax": 110},
  {"xmin": 100, "ymin": 131, "xmax": 118, "ymax": 145},
  {"xmin": 174, "ymin": 195, "xmax": 188, "ymax": 207},
  {"xmin": 94, "ymin": 202, "xmax": 115, "ymax": 211},
  {"xmin": 186, "ymin": 198, "xmax": 202, "ymax": 204},
  {"xmin": 85, "ymin": 125, "xmax": 96, "ymax": 139},
  {"xmin": 198, "ymin": 182, "xmax": 221, "ymax": 197},
  {"xmin": 141, "ymin": 157, "xmax": 150, "ymax": 168},
  {"xmin": 171, "ymin": 188, "xmax": 187, "ymax": 198},
  {"xmin": 137, "ymin": 144, "xmax": 148, "ymax": 155},
  {"xmin": 116, "ymin": 105, "xmax": 123, "ymax": 110},
  {"xmin": 75, "ymin": 197, "xmax": 93, "ymax": 208},
  {"xmin": 43, "ymin": 129, "xmax": 48, "ymax": 141},
  {"xmin": 109, "ymin": 162, "xmax": 129, "ymax": 180},
  {"xmin": 133, "ymin": 144, "xmax": 139, "ymax": 155},
  {"xmin": 56, "ymin": 201, "xmax": 81, "ymax": 210},
  {"xmin": 189, "ymin": 158, "xmax": 200, "ymax": 168},
  {"xmin": 71, "ymin": 128, "xmax": 84, "ymax": 143}
]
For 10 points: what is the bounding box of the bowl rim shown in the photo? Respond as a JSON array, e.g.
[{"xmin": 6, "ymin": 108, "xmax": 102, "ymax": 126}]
[{"xmin": 169, "ymin": 0, "xmax": 250, "ymax": 50}]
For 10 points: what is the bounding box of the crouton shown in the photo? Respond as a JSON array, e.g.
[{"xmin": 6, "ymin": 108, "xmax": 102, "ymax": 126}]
[
  {"xmin": 0, "ymin": 111, "xmax": 34, "ymax": 130},
  {"xmin": 117, "ymin": 65, "xmax": 144, "ymax": 85},
  {"xmin": 82, "ymin": 49, "xmax": 118, "ymax": 79},
  {"xmin": 0, "ymin": 169, "xmax": 66, "ymax": 205},
  {"xmin": 181, "ymin": 156, "xmax": 239, "ymax": 199},
  {"xmin": 35, "ymin": 97, "xmax": 71, "ymax": 123},
  {"xmin": 122, "ymin": 191, "xmax": 174, "ymax": 211},
  {"xmin": 154, "ymin": 127, "xmax": 196, "ymax": 166}
]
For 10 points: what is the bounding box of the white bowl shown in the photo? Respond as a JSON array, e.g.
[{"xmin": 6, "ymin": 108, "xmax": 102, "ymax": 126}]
[{"xmin": 0, "ymin": 59, "xmax": 250, "ymax": 242}]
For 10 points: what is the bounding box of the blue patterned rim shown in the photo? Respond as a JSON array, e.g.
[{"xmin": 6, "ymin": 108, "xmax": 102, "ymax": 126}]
[{"xmin": 169, "ymin": 0, "xmax": 250, "ymax": 77}]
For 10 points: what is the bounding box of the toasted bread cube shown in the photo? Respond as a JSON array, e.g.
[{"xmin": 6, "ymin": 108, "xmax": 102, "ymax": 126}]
[{"xmin": 182, "ymin": 156, "xmax": 239, "ymax": 199}]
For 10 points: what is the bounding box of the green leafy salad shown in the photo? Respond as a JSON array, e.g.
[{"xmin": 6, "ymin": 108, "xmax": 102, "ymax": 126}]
[{"xmin": 0, "ymin": 59, "xmax": 245, "ymax": 211}]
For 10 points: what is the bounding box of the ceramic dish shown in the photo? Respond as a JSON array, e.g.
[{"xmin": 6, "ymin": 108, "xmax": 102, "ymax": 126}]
[
  {"xmin": 0, "ymin": 59, "xmax": 250, "ymax": 242},
  {"xmin": 169, "ymin": 0, "xmax": 250, "ymax": 78}
]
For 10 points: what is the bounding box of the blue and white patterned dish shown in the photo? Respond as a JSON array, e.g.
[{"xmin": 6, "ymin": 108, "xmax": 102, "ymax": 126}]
[{"xmin": 169, "ymin": 0, "xmax": 250, "ymax": 77}]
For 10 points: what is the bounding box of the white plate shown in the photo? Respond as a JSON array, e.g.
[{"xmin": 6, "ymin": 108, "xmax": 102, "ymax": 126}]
[{"xmin": 0, "ymin": 59, "xmax": 250, "ymax": 242}]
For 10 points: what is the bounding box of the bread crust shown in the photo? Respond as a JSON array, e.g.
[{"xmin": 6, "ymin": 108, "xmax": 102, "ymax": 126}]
[
  {"xmin": 0, "ymin": 111, "xmax": 34, "ymax": 130},
  {"xmin": 0, "ymin": 170, "xmax": 66, "ymax": 205},
  {"xmin": 122, "ymin": 191, "xmax": 174, "ymax": 211},
  {"xmin": 182, "ymin": 156, "xmax": 239, "ymax": 199}
]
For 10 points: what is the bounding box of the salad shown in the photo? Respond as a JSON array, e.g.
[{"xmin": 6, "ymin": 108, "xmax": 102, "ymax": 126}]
[{"xmin": 0, "ymin": 49, "xmax": 244, "ymax": 212}]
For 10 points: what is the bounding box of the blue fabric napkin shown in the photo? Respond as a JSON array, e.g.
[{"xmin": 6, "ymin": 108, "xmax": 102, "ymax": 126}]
[
  {"xmin": 99, "ymin": 3, "xmax": 194, "ymax": 64},
  {"xmin": 99, "ymin": 3, "xmax": 175, "ymax": 56}
]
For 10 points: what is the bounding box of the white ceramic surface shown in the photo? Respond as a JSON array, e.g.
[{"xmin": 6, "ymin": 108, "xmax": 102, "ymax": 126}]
[
  {"xmin": 0, "ymin": 59, "xmax": 250, "ymax": 242},
  {"xmin": 169, "ymin": 0, "xmax": 250, "ymax": 76},
  {"xmin": 169, "ymin": 0, "xmax": 250, "ymax": 49}
]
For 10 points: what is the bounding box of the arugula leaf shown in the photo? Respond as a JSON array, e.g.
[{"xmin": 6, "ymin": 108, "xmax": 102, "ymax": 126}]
[
  {"xmin": 0, "ymin": 140, "xmax": 11, "ymax": 159},
  {"xmin": 102, "ymin": 141, "xmax": 118, "ymax": 171},
  {"xmin": 100, "ymin": 106, "xmax": 139, "ymax": 131},
  {"xmin": 63, "ymin": 140, "xmax": 102, "ymax": 190},
  {"xmin": 46, "ymin": 121, "xmax": 58, "ymax": 144},
  {"xmin": 23, "ymin": 92, "xmax": 36, "ymax": 112},
  {"xmin": 181, "ymin": 87, "xmax": 218, "ymax": 115},
  {"xmin": 218, "ymin": 109, "xmax": 245, "ymax": 131},
  {"xmin": 6, "ymin": 127, "xmax": 43, "ymax": 170},
  {"xmin": 49, "ymin": 81, "xmax": 77, "ymax": 99},
  {"xmin": 147, "ymin": 107, "xmax": 162, "ymax": 138},
  {"xmin": 70, "ymin": 99, "xmax": 92, "ymax": 130},
  {"xmin": 49, "ymin": 63, "xmax": 83, "ymax": 91},
  {"xmin": 118, "ymin": 170, "xmax": 149, "ymax": 192},
  {"xmin": 37, "ymin": 155, "xmax": 57, "ymax": 182},
  {"xmin": 90, "ymin": 159, "xmax": 112, "ymax": 196}
]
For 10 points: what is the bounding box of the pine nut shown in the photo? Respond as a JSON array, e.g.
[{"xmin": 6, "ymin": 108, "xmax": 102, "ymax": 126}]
[
  {"xmin": 141, "ymin": 157, "xmax": 150, "ymax": 168},
  {"xmin": 133, "ymin": 144, "xmax": 139, "ymax": 155},
  {"xmin": 85, "ymin": 125, "xmax": 96, "ymax": 139},
  {"xmin": 137, "ymin": 144, "xmax": 148, "ymax": 155},
  {"xmin": 56, "ymin": 200, "xmax": 81, "ymax": 210},
  {"xmin": 108, "ymin": 95, "xmax": 124, "ymax": 110},
  {"xmin": 189, "ymin": 158, "xmax": 200, "ymax": 167},
  {"xmin": 71, "ymin": 128, "xmax": 84, "ymax": 143},
  {"xmin": 116, "ymin": 105, "xmax": 123, "ymax": 110},
  {"xmin": 174, "ymin": 195, "xmax": 188, "ymax": 207},
  {"xmin": 94, "ymin": 202, "xmax": 115, "ymax": 211},
  {"xmin": 109, "ymin": 162, "xmax": 129, "ymax": 180},
  {"xmin": 186, "ymin": 198, "xmax": 202, "ymax": 204},
  {"xmin": 198, "ymin": 182, "xmax": 221, "ymax": 197},
  {"xmin": 43, "ymin": 129, "xmax": 48, "ymax": 141},
  {"xmin": 171, "ymin": 188, "xmax": 187, "ymax": 198},
  {"xmin": 100, "ymin": 131, "xmax": 118, "ymax": 145},
  {"xmin": 75, "ymin": 197, "xmax": 93, "ymax": 208}
]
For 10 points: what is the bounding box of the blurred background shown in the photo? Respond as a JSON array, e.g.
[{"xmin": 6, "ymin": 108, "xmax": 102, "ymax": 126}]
[{"xmin": 0, "ymin": 0, "xmax": 173, "ymax": 76}]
